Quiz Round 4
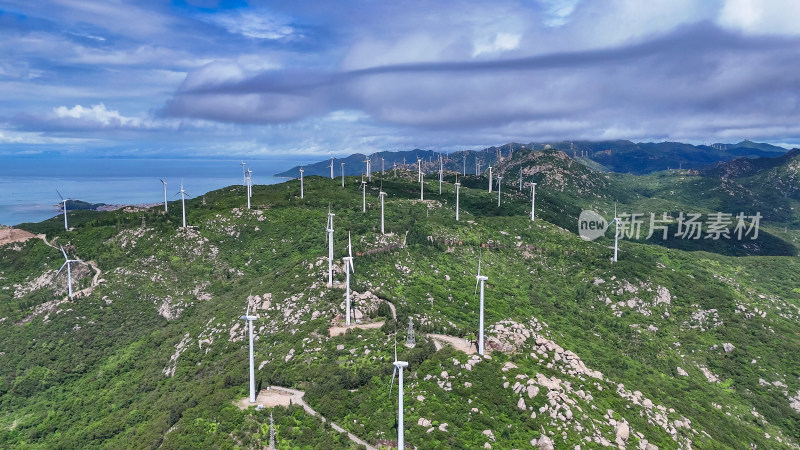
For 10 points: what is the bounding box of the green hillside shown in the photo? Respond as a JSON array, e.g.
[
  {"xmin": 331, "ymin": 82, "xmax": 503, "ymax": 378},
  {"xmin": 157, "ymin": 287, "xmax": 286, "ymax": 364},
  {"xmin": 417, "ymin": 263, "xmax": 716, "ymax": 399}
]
[{"xmin": 1, "ymin": 155, "xmax": 798, "ymax": 449}]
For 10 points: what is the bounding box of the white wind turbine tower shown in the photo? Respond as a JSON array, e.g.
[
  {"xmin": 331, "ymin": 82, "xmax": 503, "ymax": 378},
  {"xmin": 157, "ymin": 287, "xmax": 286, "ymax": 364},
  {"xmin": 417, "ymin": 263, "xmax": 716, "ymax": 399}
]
[
  {"xmin": 341, "ymin": 162, "xmax": 345, "ymax": 187},
  {"xmin": 246, "ymin": 170, "xmax": 252, "ymax": 209},
  {"xmin": 330, "ymin": 157, "xmax": 334, "ymax": 179},
  {"xmin": 455, "ymin": 175, "xmax": 461, "ymax": 221},
  {"xmin": 325, "ymin": 206, "xmax": 335, "ymax": 286},
  {"xmin": 611, "ymin": 202, "xmax": 620, "ymax": 263},
  {"xmin": 342, "ymin": 232, "xmax": 355, "ymax": 325},
  {"xmin": 438, "ymin": 154, "xmax": 443, "ymax": 195},
  {"xmin": 476, "ymin": 161, "xmax": 482, "ymax": 176},
  {"xmin": 389, "ymin": 335, "xmax": 409, "ymax": 449},
  {"xmin": 247, "ymin": 168, "xmax": 253, "ymax": 198},
  {"xmin": 417, "ymin": 157, "xmax": 422, "ymax": 182},
  {"xmin": 419, "ymin": 171, "xmax": 424, "ymax": 201},
  {"xmin": 379, "ymin": 185, "xmax": 387, "ymax": 234},
  {"xmin": 175, "ymin": 181, "xmax": 192, "ymax": 228},
  {"xmin": 496, "ymin": 176, "xmax": 502, "ymax": 206},
  {"xmin": 530, "ymin": 183, "xmax": 537, "ymax": 221},
  {"xmin": 299, "ymin": 167, "xmax": 304, "ymax": 199},
  {"xmin": 393, "ymin": 161, "xmax": 397, "ymax": 178},
  {"xmin": 488, "ymin": 165, "xmax": 493, "ymax": 192},
  {"xmin": 159, "ymin": 179, "xmax": 168, "ymax": 212},
  {"xmin": 56, "ymin": 190, "xmax": 71, "ymax": 231},
  {"xmin": 364, "ymin": 156, "xmax": 372, "ymax": 182},
  {"xmin": 241, "ymin": 161, "xmax": 247, "ymax": 185},
  {"xmin": 382, "ymin": 157, "xmax": 385, "ymax": 174},
  {"xmin": 462, "ymin": 154, "xmax": 466, "ymax": 175},
  {"xmin": 519, "ymin": 171, "xmax": 523, "ymax": 191},
  {"xmin": 241, "ymin": 299, "xmax": 258, "ymax": 403},
  {"xmin": 361, "ymin": 176, "xmax": 367, "ymax": 212},
  {"xmin": 55, "ymin": 245, "xmax": 82, "ymax": 299},
  {"xmin": 474, "ymin": 249, "xmax": 488, "ymax": 356}
]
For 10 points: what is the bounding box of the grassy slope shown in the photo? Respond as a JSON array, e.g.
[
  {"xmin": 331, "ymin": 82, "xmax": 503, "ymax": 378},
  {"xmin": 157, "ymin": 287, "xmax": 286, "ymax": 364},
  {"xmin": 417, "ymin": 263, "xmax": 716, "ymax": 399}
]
[{"xmin": 0, "ymin": 164, "xmax": 798, "ymax": 449}]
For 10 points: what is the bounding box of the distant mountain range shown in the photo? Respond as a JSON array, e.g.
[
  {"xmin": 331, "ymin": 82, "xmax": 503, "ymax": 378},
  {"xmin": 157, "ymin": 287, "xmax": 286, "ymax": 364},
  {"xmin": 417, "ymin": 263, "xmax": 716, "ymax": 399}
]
[{"xmin": 275, "ymin": 140, "xmax": 788, "ymax": 177}]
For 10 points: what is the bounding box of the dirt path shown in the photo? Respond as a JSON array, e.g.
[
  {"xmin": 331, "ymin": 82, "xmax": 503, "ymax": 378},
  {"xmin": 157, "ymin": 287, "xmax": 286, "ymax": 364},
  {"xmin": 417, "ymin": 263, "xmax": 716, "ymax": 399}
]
[
  {"xmin": 14, "ymin": 235, "xmax": 104, "ymax": 325},
  {"xmin": 237, "ymin": 386, "xmax": 378, "ymax": 450},
  {"xmin": 427, "ymin": 333, "xmax": 477, "ymax": 354},
  {"xmin": 329, "ymin": 320, "xmax": 385, "ymax": 337}
]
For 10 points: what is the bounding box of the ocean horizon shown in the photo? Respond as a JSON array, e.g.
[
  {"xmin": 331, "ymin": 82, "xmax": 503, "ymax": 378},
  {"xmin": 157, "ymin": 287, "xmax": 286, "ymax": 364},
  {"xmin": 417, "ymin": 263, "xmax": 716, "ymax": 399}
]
[{"xmin": 0, "ymin": 156, "xmax": 318, "ymax": 226}]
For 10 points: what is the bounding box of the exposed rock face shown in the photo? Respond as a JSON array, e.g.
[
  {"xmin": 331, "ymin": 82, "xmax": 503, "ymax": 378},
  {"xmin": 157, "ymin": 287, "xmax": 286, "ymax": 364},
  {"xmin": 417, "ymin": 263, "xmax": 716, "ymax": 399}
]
[
  {"xmin": 533, "ymin": 435, "xmax": 555, "ymax": 450},
  {"xmin": 163, "ymin": 333, "xmax": 190, "ymax": 377},
  {"xmin": 615, "ymin": 421, "xmax": 630, "ymax": 444},
  {"xmin": 722, "ymin": 343, "xmax": 735, "ymax": 354},
  {"xmin": 676, "ymin": 367, "xmax": 688, "ymax": 377},
  {"xmin": 700, "ymin": 367, "xmax": 719, "ymax": 383}
]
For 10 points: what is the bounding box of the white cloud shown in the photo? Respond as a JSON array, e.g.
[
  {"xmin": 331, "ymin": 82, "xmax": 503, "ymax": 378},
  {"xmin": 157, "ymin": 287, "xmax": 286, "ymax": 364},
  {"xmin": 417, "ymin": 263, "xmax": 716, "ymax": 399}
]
[
  {"xmin": 539, "ymin": 0, "xmax": 583, "ymax": 27},
  {"xmin": 472, "ymin": 33, "xmax": 521, "ymax": 57},
  {"xmin": 718, "ymin": 0, "xmax": 800, "ymax": 35},
  {"xmin": 53, "ymin": 103, "xmax": 144, "ymax": 127},
  {"xmin": 0, "ymin": 127, "xmax": 94, "ymax": 145},
  {"xmin": 201, "ymin": 10, "xmax": 296, "ymax": 40}
]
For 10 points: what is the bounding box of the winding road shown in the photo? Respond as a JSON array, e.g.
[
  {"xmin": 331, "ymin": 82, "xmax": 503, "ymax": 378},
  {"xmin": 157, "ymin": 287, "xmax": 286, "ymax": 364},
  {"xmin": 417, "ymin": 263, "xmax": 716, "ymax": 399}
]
[{"xmin": 237, "ymin": 386, "xmax": 378, "ymax": 450}]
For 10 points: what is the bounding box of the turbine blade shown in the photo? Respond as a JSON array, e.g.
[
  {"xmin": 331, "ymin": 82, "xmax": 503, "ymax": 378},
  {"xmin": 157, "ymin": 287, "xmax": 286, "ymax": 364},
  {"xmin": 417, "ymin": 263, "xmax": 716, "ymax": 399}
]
[
  {"xmin": 55, "ymin": 261, "xmax": 68, "ymax": 277},
  {"xmin": 348, "ymin": 232, "xmax": 353, "ymax": 258},
  {"xmin": 475, "ymin": 278, "xmax": 479, "ymax": 295},
  {"xmin": 56, "ymin": 189, "xmax": 64, "ymax": 200},
  {"xmin": 60, "ymin": 245, "xmax": 68, "ymax": 260},
  {"xmin": 394, "ymin": 333, "xmax": 398, "ymax": 361},
  {"xmin": 389, "ymin": 366, "xmax": 397, "ymax": 395}
]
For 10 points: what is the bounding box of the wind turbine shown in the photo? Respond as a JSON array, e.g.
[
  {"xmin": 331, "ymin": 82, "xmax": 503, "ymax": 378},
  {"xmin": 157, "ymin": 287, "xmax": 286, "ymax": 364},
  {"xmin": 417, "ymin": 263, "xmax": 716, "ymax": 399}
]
[
  {"xmin": 488, "ymin": 165, "xmax": 493, "ymax": 192},
  {"xmin": 241, "ymin": 161, "xmax": 247, "ymax": 185},
  {"xmin": 417, "ymin": 157, "xmax": 422, "ymax": 183},
  {"xmin": 364, "ymin": 156, "xmax": 372, "ymax": 183},
  {"xmin": 361, "ymin": 177, "xmax": 367, "ymax": 213},
  {"xmin": 438, "ymin": 154, "xmax": 443, "ymax": 195},
  {"xmin": 393, "ymin": 161, "xmax": 397, "ymax": 178},
  {"xmin": 382, "ymin": 156, "xmax": 385, "ymax": 174},
  {"xmin": 341, "ymin": 162, "xmax": 345, "ymax": 187},
  {"xmin": 462, "ymin": 154, "xmax": 466, "ymax": 175},
  {"xmin": 159, "ymin": 179, "xmax": 168, "ymax": 212},
  {"xmin": 611, "ymin": 202, "xmax": 620, "ymax": 262},
  {"xmin": 247, "ymin": 169, "xmax": 253, "ymax": 199},
  {"xmin": 519, "ymin": 171, "xmax": 522, "ymax": 191},
  {"xmin": 496, "ymin": 176, "xmax": 502, "ymax": 206},
  {"xmin": 55, "ymin": 245, "xmax": 82, "ymax": 299},
  {"xmin": 343, "ymin": 232, "xmax": 355, "ymax": 326},
  {"xmin": 455, "ymin": 175, "xmax": 461, "ymax": 221},
  {"xmin": 56, "ymin": 190, "xmax": 70, "ymax": 231},
  {"xmin": 389, "ymin": 335, "xmax": 409, "ymax": 449},
  {"xmin": 246, "ymin": 170, "xmax": 252, "ymax": 209},
  {"xmin": 530, "ymin": 183, "xmax": 537, "ymax": 221},
  {"xmin": 175, "ymin": 181, "xmax": 192, "ymax": 228},
  {"xmin": 476, "ymin": 161, "xmax": 482, "ymax": 176},
  {"xmin": 379, "ymin": 185, "xmax": 387, "ymax": 234},
  {"xmin": 419, "ymin": 172, "xmax": 424, "ymax": 201},
  {"xmin": 474, "ymin": 249, "xmax": 488, "ymax": 356},
  {"xmin": 300, "ymin": 167, "xmax": 304, "ymax": 199},
  {"xmin": 330, "ymin": 157, "xmax": 334, "ymax": 179},
  {"xmin": 326, "ymin": 206, "xmax": 335, "ymax": 286},
  {"xmin": 241, "ymin": 298, "xmax": 258, "ymax": 403}
]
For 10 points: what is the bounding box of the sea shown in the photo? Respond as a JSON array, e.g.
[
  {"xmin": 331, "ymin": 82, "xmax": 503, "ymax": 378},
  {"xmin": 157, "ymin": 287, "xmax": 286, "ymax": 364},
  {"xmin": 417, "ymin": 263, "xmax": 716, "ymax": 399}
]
[{"xmin": 0, "ymin": 156, "xmax": 318, "ymax": 226}]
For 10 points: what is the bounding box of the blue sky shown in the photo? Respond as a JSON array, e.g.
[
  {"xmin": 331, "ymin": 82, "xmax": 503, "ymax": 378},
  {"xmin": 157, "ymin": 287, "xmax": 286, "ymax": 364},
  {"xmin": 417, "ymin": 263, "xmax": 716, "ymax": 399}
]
[{"xmin": 1, "ymin": 0, "xmax": 800, "ymax": 157}]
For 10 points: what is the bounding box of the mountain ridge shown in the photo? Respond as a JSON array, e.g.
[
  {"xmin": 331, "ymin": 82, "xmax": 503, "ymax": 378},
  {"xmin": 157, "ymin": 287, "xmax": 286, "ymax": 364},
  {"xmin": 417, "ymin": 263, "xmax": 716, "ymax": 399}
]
[{"xmin": 275, "ymin": 140, "xmax": 790, "ymax": 178}]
